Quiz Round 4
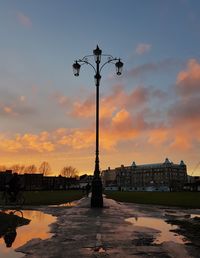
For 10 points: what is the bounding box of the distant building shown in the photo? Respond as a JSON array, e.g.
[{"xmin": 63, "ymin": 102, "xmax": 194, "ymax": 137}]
[
  {"xmin": 101, "ymin": 167, "xmax": 117, "ymax": 190},
  {"xmin": 0, "ymin": 170, "xmax": 13, "ymax": 190},
  {"xmin": 79, "ymin": 174, "xmax": 93, "ymax": 188},
  {"xmin": 21, "ymin": 173, "xmax": 43, "ymax": 190},
  {"xmin": 184, "ymin": 176, "xmax": 200, "ymax": 191},
  {"xmin": 102, "ymin": 158, "xmax": 188, "ymax": 191},
  {"xmin": 0, "ymin": 171, "xmax": 80, "ymax": 191}
]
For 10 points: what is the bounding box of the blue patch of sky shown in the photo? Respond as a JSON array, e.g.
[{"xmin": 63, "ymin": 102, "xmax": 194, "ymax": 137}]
[{"xmin": 1, "ymin": 0, "xmax": 200, "ymax": 99}]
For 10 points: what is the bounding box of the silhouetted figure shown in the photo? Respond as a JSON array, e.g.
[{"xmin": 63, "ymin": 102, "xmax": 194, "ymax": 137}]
[
  {"xmin": 7, "ymin": 173, "xmax": 21, "ymax": 202},
  {"xmin": 85, "ymin": 183, "xmax": 91, "ymax": 197},
  {"xmin": 3, "ymin": 227, "xmax": 17, "ymax": 248}
]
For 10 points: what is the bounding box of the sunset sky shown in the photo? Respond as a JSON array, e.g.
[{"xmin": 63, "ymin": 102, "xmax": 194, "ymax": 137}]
[{"xmin": 0, "ymin": 0, "xmax": 199, "ymax": 175}]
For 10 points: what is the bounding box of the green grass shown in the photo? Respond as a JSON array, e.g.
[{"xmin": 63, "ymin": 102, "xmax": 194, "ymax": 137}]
[
  {"xmin": 105, "ymin": 191, "xmax": 200, "ymax": 208},
  {"xmin": 0, "ymin": 190, "xmax": 84, "ymax": 206}
]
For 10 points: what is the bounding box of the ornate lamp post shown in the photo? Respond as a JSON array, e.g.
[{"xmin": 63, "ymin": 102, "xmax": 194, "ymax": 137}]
[{"xmin": 73, "ymin": 46, "xmax": 123, "ymax": 207}]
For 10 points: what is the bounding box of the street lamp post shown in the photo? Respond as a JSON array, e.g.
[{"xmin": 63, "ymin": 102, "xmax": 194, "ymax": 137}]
[{"xmin": 73, "ymin": 46, "xmax": 123, "ymax": 208}]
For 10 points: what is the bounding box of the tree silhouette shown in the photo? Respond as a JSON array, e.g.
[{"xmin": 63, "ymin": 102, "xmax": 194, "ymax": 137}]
[
  {"xmin": 60, "ymin": 166, "xmax": 78, "ymax": 178},
  {"xmin": 10, "ymin": 164, "xmax": 26, "ymax": 174},
  {"xmin": 25, "ymin": 164, "xmax": 37, "ymax": 174},
  {"xmin": 39, "ymin": 161, "xmax": 51, "ymax": 176}
]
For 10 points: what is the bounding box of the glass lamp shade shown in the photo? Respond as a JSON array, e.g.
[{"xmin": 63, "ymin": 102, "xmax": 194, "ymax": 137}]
[
  {"xmin": 73, "ymin": 61, "xmax": 81, "ymax": 76},
  {"xmin": 115, "ymin": 59, "xmax": 123, "ymax": 75},
  {"xmin": 93, "ymin": 45, "xmax": 102, "ymax": 63}
]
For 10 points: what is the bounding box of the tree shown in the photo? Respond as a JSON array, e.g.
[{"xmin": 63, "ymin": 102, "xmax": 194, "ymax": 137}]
[
  {"xmin": 10, "ymin": 164, "xmax": 26, "ymax": 174},
  {"xmin": 39, "ymin": 161, "xmax": 51, "ymax": 176},
  {"xmin": 60, "ymin": 166, "xmax": 78, "ymax": 178},
  {"xmin": 25, "ymin": 164, "xmax": 37, "ymax": 174}
]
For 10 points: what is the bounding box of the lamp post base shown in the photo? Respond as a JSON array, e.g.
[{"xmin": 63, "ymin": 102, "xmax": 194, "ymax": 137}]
[{"xmin": 91, "ymin": 176, "xmax": 103, "ymax": 208}]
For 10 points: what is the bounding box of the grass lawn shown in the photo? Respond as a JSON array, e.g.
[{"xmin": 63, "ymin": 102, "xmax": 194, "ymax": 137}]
[
  {"xmin": 0, "ymin": 190, "xmax": 84, "ymax": 206},
  {"xmin": 105, "ymin": 191, "xmax": 200, "ymax": 208}
]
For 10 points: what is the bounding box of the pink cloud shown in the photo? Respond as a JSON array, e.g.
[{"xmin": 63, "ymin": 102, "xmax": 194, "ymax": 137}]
[
  {"xmin": 71, "ymin": 85, "xmax": 153, "ymax": 121},
  {"xmin": 127, "ymin": 59, "xmax": 181, "ymax": 78},
  {"xmin": 16, "ymin": 11, "xmax": 32, "ymax": 28},
  {"xmin": 51, "ymin": 92, "xmax": 71, "ymax": 108},
  {"xmin": 176, "ymin": 59, "xmax": 200, "ymax": 95},
  {"xmin": 71, "ymin": 94, "xmax": 95, "ymax": 118},
  {"xmin": 167, "ymin": 59, "xmax": 200, "ymax": 135},
  {"xmin": 135, "ymin": 43, "xmax": 151, "ymax": 55}
]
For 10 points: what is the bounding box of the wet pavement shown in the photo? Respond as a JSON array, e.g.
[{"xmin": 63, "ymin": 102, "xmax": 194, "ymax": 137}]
[{"xmin": 13, "ymin": 196, "xmax": 200, "ymax": 258}]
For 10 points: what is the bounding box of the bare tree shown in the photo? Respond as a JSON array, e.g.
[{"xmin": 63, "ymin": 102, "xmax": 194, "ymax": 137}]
[
  {"xmin": 10, "ymin": 164, "xmax": 26, "ymax": 174},
  {"xmin": 25, "ymin": 164, "xmax": 37, "ymax": 174},
  {"xmin": 18, "ymin": 165, "xmax": 26, "ymax": 174},
  {"xmin": 60, "ymin": 166, "xmax": 78, "ymax": 178},
  {"xmin": 39, "ymin": 161, "xmax": 51, "ymax": 176}
]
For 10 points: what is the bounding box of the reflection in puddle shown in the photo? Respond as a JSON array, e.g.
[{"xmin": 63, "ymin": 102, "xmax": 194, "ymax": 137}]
[
  {"xmin": 125, "ymin": 217, "xmax": 187, "ymax": 244},
  {"xmin": 0, "ymin": 210, "xmax": 56, "ymax": 258},
  {"xmin": 94, "ymin": 247, "xmax": 106, "ymax": 253},
  {"xmin": 49, "ymin": 201, "xmax": 77, "ymax": 207},
  {"xmin": 191, "ymin": 213, "xmax": 200, "ymax": 219}
]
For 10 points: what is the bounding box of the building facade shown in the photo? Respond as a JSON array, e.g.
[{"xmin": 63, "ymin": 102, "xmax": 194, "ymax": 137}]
[
  {"xmin": 0, "ymin": 170, "xmax": 12, "ymax": 190},
  {"xmin": 102, "ymin": 158, "xmax": 188, "ymax": 191},
  {"xmin": 0, "ymin": 171, "xmax": 80, "ymax": 191}
]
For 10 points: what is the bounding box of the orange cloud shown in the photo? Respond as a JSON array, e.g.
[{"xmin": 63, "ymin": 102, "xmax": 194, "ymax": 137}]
[
  {"xmin": 170, "ymin": 134, "xmax": 192, "ymax": 150},
  {"xmin": 99, "ymin": 109, "xmax": 144, "ymax": 150},
  {"xmin": 147, "ymin": 129, "xmax": 169, "ymax": 146},
  {"xmin": 0, "ymin": 66, "xmax": 199, "ymax": 175},
  {"xmin": 1, "ymin": 105, "xmax": 18, "ymax": 116},
  {"xmin": 57, "ymin": 129, "xmax": 95, "ymax": 150},
  {"xmin": 0, "ymin": 132, "xmax": 54, "ymax": 153},
  {"xmin": 111, "ymin": 109, "xmax": 132, "ymax": 129},
  {"xmin": 3, "ymin": 106, "xmax": 13, "ymax": 114},
  {"xmin": 71, "ymin": 85, "xmax": 152, "ymax": 121},
  {"xmin": 72, "ymin": 95, "xmax": 95, "ymax": 118}
]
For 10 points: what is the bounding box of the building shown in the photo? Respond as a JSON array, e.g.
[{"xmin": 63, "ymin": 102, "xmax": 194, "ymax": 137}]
[
  {"xmin": 101, "ymin": 167, "xmax": 118, "ymax": 190},
  {"xmin": 0, "ymin": 171, "xmax": 80, "ymax": 191},
  {"xmin": 79, "ymin": 174, "xmax": 93, "ymax": 188},
  {"xmin": 21, "ymin": 173, "xmax": 44, "ymax": 190},
  {"xmin": 184, "ymin": 176, "xmax": 200, "ymax": 191},
  {"xmin": 0, "ymin": 170, "xmax": 13, "ymax": 190},
  {"xmin": 102, "ymin": 158, "xmax": 188, "ymax": 191}
]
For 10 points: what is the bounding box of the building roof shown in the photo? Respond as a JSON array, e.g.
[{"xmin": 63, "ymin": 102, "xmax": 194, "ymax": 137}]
[{"xmin": 130, "ymin": 158, "xmax": 185, "ymax": 168}]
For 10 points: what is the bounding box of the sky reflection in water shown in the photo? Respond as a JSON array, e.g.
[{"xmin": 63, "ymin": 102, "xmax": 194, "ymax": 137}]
[
  {"xmin": 125, "ymin": 216, "xmax": 187, "ymax": 244},
  {"xmin": 0, "ymin": 210, "xmax": 56, "ymax": 258}
]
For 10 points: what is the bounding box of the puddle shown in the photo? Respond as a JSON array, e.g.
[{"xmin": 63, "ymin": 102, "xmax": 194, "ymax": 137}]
[
  {"xmin": 0, "ymin": 210, "xmax": 56, "ymax": 258},
  {"xmin": 49, "ymin": 201, "xmax": 77, "ymax": 207},
  {"xmin": 191, "ymin": 213, "xmax": 200, "ymax": 219},
  {"xmin": 125, "ymin": 216, "xmax": 187, "ymax": 244},
  {"xmin": 94, "ymin": 247, "xmax": 106, "ymax": 253}
]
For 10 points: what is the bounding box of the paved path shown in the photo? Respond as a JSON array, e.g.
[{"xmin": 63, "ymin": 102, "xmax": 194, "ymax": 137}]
[{"xmin": 17, "ymin": 196, "xmax": 194, "ymax": 258}]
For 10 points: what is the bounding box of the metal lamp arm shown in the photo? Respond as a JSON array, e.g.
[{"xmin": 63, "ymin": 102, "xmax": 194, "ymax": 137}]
[
  {"xmin": 78, "ymin": 59, "xmax": 96, "ymax": 73},
  {"xmin": 99, "ymin": 58, "xmax": 118, "ymax": 73}
]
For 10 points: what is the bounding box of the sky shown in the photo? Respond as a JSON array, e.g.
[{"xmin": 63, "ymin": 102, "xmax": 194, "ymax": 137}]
[{"xmin": 0, "ymin": 0, "xmax": 199, "ymax": 175}]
